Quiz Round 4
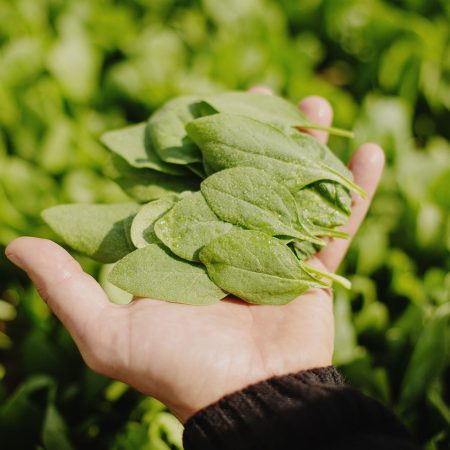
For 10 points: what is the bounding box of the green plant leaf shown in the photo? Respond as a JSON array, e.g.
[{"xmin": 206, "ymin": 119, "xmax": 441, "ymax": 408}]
[
  {"xmin": 290, "ymin": 132, "xmax": 353, "ymax": 214},
  {"xmin": 106, "ymin": 154, "xmax": 200, "ymax": 202},
  {"xmin": 398, "ymin": 305, "xmax": 450, "ymax": 413},
  {"xmin": 109, "ymin": 244, "xmax": 227, "ymax": 305},
  {"xmin": 41, "ymin": 404, "xmax": 74, "ymax": 450},
  {"xmin": 313, "ymin": 181, "xmax": 352, "ymax": 215},
  {"xmin": 290, "ymin": 240, "xmax": 322, "ymax": 260},
  {"xmin": 186, "ymin": 113, "xmax": 365, "ymax": 196},
  {"xmin": 100, "ymin": 123, "xmax": 187, "ymax": 175},
  {"xmin": 201, "ymin": 166, "xmax": 322, "ymax": 245},
  {"xmin": 147, "ymin": 96, "xmax": 203, "ymax": 165},
  {"xmin": 291, "ymin": 132, "xmax": 352, "ymax": 179},
  {"xmin": 203, "ymin": 91, "xmax": 353, "ymax": 137},
  {"xmin": 130, "ymin": 196, "xmax": 178, "ymax": 248},
  {"xmin": 294, "ymin": 187, "xmax": 349, "ymax": 231},
  {"xmin": 199, "ymin": 229, "xmax": 328, "ymax": 305},
  {"xmin": 154, "ymin": 192, "xmax": 233, "ymax": 262},
  {"xmin": 42, "ymin": 203, "xmax": 139, "ymax": 263}
]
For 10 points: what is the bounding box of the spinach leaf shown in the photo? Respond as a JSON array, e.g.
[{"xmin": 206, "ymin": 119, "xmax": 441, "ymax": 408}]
[
  {"xmin": 291, "ymin": 132, "xmax": 352, "ymax": 179},
  {"xmin": 109, "ymin": 243, "xmax": 227, "ymax": 305},
  {"xmin": 130, "ymin": 196, "xmax": 178, "ymax": 248},
  {"xmin": 147, "ymin": 96, "xmax": 203, "ymax": 165},
  {"xmin": 42, "ymin": 203, "xmax": 140, "ymax": 263},
  {"xmin": 290, "ymin": 133, "xmax": 353, "ymax": 214},
  {"xmin": 201, "ymin": 167, "xmax": 322, "ymax": 245},
  {"xmin": 203, "ymin": 91, "xmax": 353, "ymax": 137},
  {"xmin": 199, "ymin": 229, "xmax": 329, "ymax": 305},
  {"xmin": 290, "ymin": 241, "xmax": 321, "ymax": 260},
  {"xmin": 105, "ymin": 154, "xmax": 200, "ymax": 203},
  {"xmin": 154, "ymin": 192, "xmax": 233, "ymax": 262},
  {"xmin": 186, "ymin": 113, "xmax": 365, "ymax": 196},
  {"xmin": 294, "ymin": 187, "xmax": 349, "ymax": 231},
  {"xmin": 100, "ymin": 123, "xmax": 187, "ymax": 176},
  {"xmin": 312, "ymin": 181, "xmax": 352, "ymax": 215}
]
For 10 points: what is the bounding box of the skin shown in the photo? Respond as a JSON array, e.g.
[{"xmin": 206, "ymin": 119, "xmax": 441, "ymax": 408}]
[{"xmin": 5, "ymin": 90, "xmax": 384, "ymax": 424}]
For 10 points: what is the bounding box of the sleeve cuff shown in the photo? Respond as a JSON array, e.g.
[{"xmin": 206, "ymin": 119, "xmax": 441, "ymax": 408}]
[{"xmin": 183, "ymin": 366, "xmax": 417, "ymax": 450}]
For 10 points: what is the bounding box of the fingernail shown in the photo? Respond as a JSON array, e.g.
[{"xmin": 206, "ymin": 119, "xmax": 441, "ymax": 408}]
[{"xmin": 5, "ymin": 252, "xmax": 24, "ymax": 270}]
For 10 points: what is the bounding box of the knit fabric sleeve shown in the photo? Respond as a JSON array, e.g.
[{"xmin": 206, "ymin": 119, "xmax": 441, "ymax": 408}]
[{"xmin": 183, "ymin": 366, "xmax": 420, "ymax": 450}]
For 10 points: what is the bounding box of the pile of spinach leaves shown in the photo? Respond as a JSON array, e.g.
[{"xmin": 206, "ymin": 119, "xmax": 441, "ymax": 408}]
[{"xmin": 43, "ymin": 91, "xmax": 363, "ymax": 305}]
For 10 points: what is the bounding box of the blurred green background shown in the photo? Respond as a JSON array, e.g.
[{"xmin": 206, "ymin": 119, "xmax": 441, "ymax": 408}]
[{"xmin": 0, "ymin": 0, "xmax": 449, "ymax": 448}]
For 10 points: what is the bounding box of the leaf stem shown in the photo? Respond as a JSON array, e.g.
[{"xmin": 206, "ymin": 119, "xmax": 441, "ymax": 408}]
[
  {"xmin": 294, "ymin": 124, "xmax": 354, "ymax": 139},
  {"xmin": 300, "ymin": 262, "xmax": 352, "ymax": 290},
  {"xmin": 312, "ymin": 228, "xmax": 350, "ymax": 239}
]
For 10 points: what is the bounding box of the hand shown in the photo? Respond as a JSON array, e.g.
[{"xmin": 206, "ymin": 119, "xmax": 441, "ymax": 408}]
[{"xmin": 5, "ymin": 91, "xmax": 384, "ymax": 423}]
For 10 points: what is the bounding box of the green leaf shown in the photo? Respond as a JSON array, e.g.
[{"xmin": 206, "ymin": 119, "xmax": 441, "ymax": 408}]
[
  {"xmin": 199, "ymin": 229, "xmax": 328, "ymax": 305},
  {"xmin": 201, "ymin": 167, "xmax": 322, "ymax": 245},
  {"xmin": 100, "ymin": 123, "xmax": 187, "ymax": 176},
  {"xmin": 154, "ymin": 192, "xmax": 233, "ymax": 262},
  {"xmin": 293, "ymin": 187, "xmax": 349, "ymax": 231},
  {"xmin": 398, "ymin": 305, "xmax": 450, "ymax": 413},
  {"xmin": 312, "ymin": 181, "xmax": 352, "ymax": 215},
  {"xmin": 0, "ymin": 300, "xmax": 16, "ymax": 321},
  {"xmin": 130, "ymin": 196, "xmax": 178, "ymax": 248},
  {"xmin": 109, "ymin": 244, "xmax": 227, "ymax": 305},
  {"xmin": 147, "ymin": 96, "xmax": 203, "ymax": 165},
  {"xmin": 106, "ymin": 154, "xmax": 200, "ymax": 202},
  {"xmin": 291, "ymin": 132, "xmax": 352, "ymax": 179},
  {"xmin": 203, "ymin": 91, "xmax": 353, "ymax": 137},
  {"xmin": 290, "ymin": 132, "xmax": 353, "ymax": 214},
  {"xmin": 41, "ymin": 404, "xmax": 74, "ymax": 450},
  {"xmin": 290, "ymin": 240, "xmax": 322, "ymax": 260},
  {"xmin": 42, "ymin": 203, "xmax": 139, "ymax": 263},
  {"xmin": 186, "ymin": 113, "xmax": 365, "ymax": 196}
]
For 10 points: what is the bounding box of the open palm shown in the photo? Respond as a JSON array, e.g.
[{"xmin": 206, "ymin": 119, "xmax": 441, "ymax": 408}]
[{"xmin": 5, "ymin": 94, "xmax": 384, "ymax": 423}]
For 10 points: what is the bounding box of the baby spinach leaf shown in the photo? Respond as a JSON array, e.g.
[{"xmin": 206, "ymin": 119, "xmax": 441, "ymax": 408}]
[
  {"xmin": 147, "ymin": 96, "xmax": 203, "ymax": 165},
  {"xmin": 130, "ymin": 196, "xmax": 178, "ymax": 248},
  {"xmin": 290, "ymin": 133, "xmax": 353, "ymax": 214},
  {"xmin": 290, "ymin": 241, "xmax": 321, "ymax": 260},
  {"xmin": 42, "ymin": 203, "xmax": 140, "ymax": 263},
  {"xmin": 199, "ymin": 229, "xmax": 329, "ymax": 305},
  {"xmin": 294, "ymin": 187, "xmax": 349, "ymax": 231},
  {"xmin": 186, "ymin": 113, "xmax": 365, "ymax": 196},
  {"xmin": 154, "ymin": 192, "xmax": 233, "ymax": 262},
  {"xmin": 291, "ymin": 132, "xmax": 352, "ymax": 179},
  {"xmin": 109, "ymin": 243, "xmax": 227, "ymax": 305},
  {"xmin": 100, "ymin": 123, "xmax": 187, "ymax": 176},
  {"xmin": 106, "ymin": 154, "xmax": 200, "ymax": 203},
  {"xmin": 201, "ymin": 167, "xmax": 322, "ymax": 245},
  {"xmin": 203, "ymin": 91, "xmax": 353, "ymax": 138},
  {"xmin": 313, "ymin": 181, "xmax": 352, "ymax": 215}
]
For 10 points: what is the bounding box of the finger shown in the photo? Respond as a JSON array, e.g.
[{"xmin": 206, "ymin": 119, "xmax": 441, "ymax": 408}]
[
  {"xmin": 298, "ymin": 96, "xmax": 333, "ymax": 144},
  {"xmin": 317, "ymin": 143, "xmax": 385, "ymax": 272},
  {"xmin": 5, "ymin": 237, "xmax": 112, "ymax": 347},
  {"xmin": 248, "ymin": 85, "xmax": 274, "ymax": 95}
]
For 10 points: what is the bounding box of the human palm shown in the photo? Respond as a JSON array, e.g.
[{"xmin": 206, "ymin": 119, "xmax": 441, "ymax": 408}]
[{"xmin": 5, "ymin": 94, "xmax": 384, "ymax": 423}]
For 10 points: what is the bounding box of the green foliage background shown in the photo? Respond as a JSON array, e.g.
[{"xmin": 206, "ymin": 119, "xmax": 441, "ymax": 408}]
[{"xmin": 0, "ymin": 0, "xmax": 449, "ymax": 448}]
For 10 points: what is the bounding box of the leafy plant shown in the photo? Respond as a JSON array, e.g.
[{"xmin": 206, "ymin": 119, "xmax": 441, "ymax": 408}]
[
  {"xmin": 42, "ymin": 91, "xmax": 360, "ymax": 304},
  {"xmin": 1, "ymin": 0, "xmax": 449, "ymax": 447},
  {"xmin": 109, "ymin": 244, "xmax": 226, "ymax": 305}
]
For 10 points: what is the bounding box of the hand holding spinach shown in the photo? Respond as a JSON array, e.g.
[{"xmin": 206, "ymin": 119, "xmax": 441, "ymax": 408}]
[{"xmin": 5, "ymin": 95, "xmax": 384, "ymax": 422}]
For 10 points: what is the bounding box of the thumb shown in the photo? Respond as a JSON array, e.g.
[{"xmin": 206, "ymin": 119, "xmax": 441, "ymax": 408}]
[{"xmin": 5, "ymin": 237, "xmax": 112, "ymax": 355}]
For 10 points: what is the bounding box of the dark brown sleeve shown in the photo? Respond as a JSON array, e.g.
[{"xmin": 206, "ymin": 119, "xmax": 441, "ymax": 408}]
[{"xmin": 183, "ymin": 366, "xmax": 420, "ymax": 450}]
